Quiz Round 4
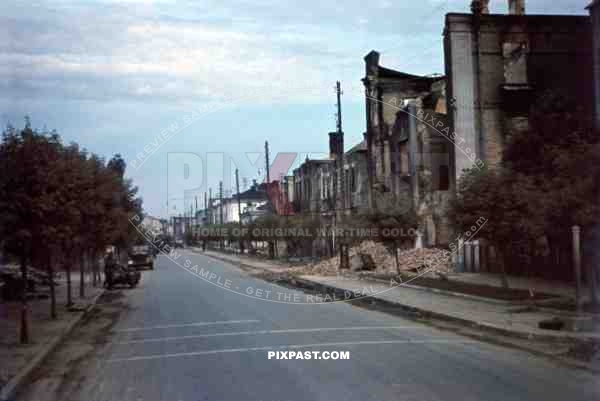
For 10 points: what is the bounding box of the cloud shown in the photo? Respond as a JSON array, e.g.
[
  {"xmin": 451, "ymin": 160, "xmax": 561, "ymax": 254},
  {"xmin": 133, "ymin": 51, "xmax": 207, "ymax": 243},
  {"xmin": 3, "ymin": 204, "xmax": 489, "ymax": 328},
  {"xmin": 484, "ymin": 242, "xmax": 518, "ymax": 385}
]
[
  {"xmin": 2, "ymin": 0, "xmax": 585, "ymax": 107},
  {"xmin": 1, "ymin": 0, "xmax": 459, "ymax": 105}
]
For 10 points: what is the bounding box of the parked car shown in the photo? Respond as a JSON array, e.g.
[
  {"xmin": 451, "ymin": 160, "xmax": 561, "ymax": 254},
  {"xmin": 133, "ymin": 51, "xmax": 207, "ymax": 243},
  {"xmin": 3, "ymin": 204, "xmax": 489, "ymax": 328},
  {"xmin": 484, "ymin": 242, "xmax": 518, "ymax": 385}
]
[
  {"xmin": 174, "ymin": 239, "xmax": 184, "ymax": 249},
  {"xmin": 104, "ymin": 264, "xmax": 141, "ymax": 289},
  {"xmin": 128, "ymin": 244, "xmax": 154, "ymax": 270}
]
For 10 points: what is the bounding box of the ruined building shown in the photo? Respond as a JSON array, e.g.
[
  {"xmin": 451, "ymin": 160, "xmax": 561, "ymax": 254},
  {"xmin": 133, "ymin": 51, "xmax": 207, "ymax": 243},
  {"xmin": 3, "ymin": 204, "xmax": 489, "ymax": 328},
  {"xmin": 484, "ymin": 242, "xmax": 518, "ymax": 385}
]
[
  {"xmin": 291, "ymin": 128, "xmax": 370, "ymax": 256},
  {"xmin": 589, "ymin": 0, "xmax": 600, "ymax": 129},
  {"xmin": 362, "ymin": 51, "xmax": 452, "ymax": 246},
  {"xmin": 444, "ymin": 0, "xmax": 594, "ymax": 176},
  {"xmin": 342, "ymin": 140, "xmax": 369, "ymax": 211},
  {"xmin": 359, "ymin": 0, "xmax": 595, "ymax": 249}
]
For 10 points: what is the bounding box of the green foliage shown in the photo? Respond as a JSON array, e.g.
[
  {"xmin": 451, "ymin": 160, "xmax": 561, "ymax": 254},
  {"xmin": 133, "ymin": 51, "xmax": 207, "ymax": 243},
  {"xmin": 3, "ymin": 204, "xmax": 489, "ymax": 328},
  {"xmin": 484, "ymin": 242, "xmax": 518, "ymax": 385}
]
[
  {"xmin": 448, "ymin": 99, "xmax": 600, "ymax": 276},
  {"xmin": 0, "ymin": 121, "xmax": 143, "ymax": 263},
  {"xmin": 448, "ymin": 168, "xmax": 545, "ymax": 246}
]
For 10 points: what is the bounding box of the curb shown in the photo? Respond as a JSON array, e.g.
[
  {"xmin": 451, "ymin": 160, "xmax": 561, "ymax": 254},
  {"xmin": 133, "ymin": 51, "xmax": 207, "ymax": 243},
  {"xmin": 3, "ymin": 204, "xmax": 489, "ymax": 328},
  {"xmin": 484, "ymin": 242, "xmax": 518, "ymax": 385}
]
[
  {"xmin": 200, "ymin": 251, "xmax": 600, "ymax": 344},
  {"xmin": 197, "ymin": 250, "xmax": 544, "ymax": 307},
  {"xmin": 358, "ymin": 275, "xmax": 517, "ymax": 306},
  {"xmin": 354, "ymin": 275, "xmax": 590, "ymax": 320},
  {"xmin": 200, "ymin": 251, "xmax": 600, "ymax": 372},
  {"xmin": 291, "ymin": 277, "xmax": 599, "ymax": 344},
  {"xmin": 0, "ymin": 289, "xmax": 105, "ymax": 401},
  {"xmin": 198, "ymin": 250, "xmax": 285, "ymax": 274}
]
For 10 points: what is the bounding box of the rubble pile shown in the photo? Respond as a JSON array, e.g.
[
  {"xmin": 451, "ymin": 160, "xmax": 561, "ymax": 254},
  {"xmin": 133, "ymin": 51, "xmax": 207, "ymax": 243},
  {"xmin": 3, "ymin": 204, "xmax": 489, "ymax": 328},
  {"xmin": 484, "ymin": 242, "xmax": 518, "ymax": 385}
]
[
  {"xmin": 290, "ymin": 257, "xmax": 339, "ymax": 276},
  {"xmin": 290, "ymin": 241, "xmax": 454, "ymax": 276},
  {"xmin": 397, "ymin": 247, "xmax": 455, "ymax": 274}
]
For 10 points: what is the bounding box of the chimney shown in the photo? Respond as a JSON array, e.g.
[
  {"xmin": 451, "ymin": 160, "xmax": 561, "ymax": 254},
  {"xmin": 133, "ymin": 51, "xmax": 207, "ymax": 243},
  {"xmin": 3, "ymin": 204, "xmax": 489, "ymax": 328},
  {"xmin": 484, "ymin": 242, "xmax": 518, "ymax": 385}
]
[
  {"xmin": 364, "ymin": 50, "xmax": 380, "ymax": 76},
  {"xmin": 329, "ymin": 131, "xmax": 344, "ymax": 161},
  {"xmin": 508, "ymin": 0, "xmax": 525, "ymax": 15},
  {"xmin": 471, "ymin": 0, "xmax": 490, "ymax": 14}
]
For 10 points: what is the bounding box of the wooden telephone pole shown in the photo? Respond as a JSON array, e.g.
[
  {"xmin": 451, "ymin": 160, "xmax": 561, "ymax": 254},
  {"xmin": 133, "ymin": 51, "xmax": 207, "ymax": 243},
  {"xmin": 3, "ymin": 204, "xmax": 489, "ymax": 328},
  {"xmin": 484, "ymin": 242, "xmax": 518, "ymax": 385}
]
[
  {"xmin": 208, "ymin": 188, "xmax": 212, "ymax": 225},
  {"xmin": 219, "ymin": 181, "xmax": 224, "ymax": 249},
  {"xmin": 264, "ymin": 140, "xmax": 270, "ymax": 183},
  {"xmin": 235, "ymin": 168, "xmax": 244, "ymax": 254},
  {"xmin": 204, "ymin": 192, "xmax": 207, "ymax": 223},
  {"xmin": 334, "ymin": 81, "xmax": 349, "ymax": 269},
  {"xmin": 264, "ymin": 140, "xmax": 275, "ymax": 258}
]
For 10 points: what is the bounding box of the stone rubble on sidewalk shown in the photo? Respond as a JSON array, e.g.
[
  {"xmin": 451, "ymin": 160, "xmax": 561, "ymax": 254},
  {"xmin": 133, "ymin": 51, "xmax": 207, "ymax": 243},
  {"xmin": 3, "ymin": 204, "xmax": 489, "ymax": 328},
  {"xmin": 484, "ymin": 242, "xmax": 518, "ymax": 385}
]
[{"xmin": 290, "ymin": 240, "xmax": 453, "ymax": 276}]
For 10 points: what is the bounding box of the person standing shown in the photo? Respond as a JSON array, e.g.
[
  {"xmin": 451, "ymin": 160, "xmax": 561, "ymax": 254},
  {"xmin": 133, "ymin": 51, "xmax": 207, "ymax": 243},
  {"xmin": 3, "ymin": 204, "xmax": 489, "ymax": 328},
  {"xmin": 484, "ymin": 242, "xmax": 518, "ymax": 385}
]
[{"xmin": 104, "ymin": 251, "xmax": 116, "ymax": 289}]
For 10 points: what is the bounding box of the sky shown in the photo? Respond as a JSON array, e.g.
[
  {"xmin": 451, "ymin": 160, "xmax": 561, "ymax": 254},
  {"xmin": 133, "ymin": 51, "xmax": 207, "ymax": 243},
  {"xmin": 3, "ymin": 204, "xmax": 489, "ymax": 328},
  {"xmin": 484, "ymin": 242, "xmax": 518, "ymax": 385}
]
[{"xmin": 1, "ymin": 0, "xmax": 589, "ymax": 218}]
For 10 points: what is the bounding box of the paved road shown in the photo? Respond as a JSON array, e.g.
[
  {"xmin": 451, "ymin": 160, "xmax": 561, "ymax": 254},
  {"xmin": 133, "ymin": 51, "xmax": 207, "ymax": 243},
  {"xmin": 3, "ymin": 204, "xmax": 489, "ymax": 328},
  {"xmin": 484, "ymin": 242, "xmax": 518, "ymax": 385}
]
[{"xmin": 17, "ymin": 250, "xmax": 600, "ymax": 401}]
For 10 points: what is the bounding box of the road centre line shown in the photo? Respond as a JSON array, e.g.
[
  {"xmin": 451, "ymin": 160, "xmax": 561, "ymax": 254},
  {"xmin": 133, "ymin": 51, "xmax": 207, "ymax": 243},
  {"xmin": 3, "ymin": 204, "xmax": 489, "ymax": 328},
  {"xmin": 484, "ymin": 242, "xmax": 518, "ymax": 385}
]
[
  {"xmin": 108, "ymin": 339, "xmax": 478, "ymax": 362},
  {"xmin": 115, "ymin": 326, "xmax": 427, "ymax": 344},
  {"xmin": 115, "ymin": 319, "xmax": 261, "ymax": 332}
]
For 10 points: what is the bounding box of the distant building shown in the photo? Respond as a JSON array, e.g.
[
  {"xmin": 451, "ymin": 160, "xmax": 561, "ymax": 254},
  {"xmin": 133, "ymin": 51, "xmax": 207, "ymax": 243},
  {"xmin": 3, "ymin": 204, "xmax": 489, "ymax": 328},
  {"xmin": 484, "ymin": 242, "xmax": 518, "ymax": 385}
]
[
  {"xmin": 171, "ymin": 216, "xmax": 186, "ymax": 239},
  {"xmin": 142, "ymin": 215, "xmax": 163, "ymax": 235},
  {"xmin": 203, "ymin": 180, "xmax": 271, "ymax": 225},
  {"xmin": 293, "ymin": 158, "xmax": 335, "ymax": 215},
  {"xmin": 281, "ymin": 175, "xmax": 295, "ymax": 207}
]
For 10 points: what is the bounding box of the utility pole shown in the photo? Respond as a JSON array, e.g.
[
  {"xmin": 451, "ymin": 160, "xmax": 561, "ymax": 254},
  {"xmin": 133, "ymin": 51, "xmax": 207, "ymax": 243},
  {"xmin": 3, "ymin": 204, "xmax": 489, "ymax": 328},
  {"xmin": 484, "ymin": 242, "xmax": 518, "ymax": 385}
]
[
  {"xmin": 208, "ymin": 188, "xmax": 212, "ymax": 225},
  {"xmin": 264, "ymin": 140, "xmax": 274, "ymax": 258},
  {"xmin": 204, "ymin": 192, "xmax": 207, "ymax": 224},
  {"xmin": 235, "ymin": 168, "xmax": 244, "ymax": 254},
  {"xmin": 184, "ymin": 198, "xmax": 188, "ymax": 239},
  {"xmin": 334, "ymin": 80, "xmax": 349, "ymax": 268},
  {"xmin": 336, "ymin": 80, "xmax": 343, "ymax": 133},
  {"xmin": 190, "ymin": 201, "xmax": 194, "ymax": 242},
  {"xmin": 219, "ymin": 181, "xmax": 224, "ymax": 250},
  {"xmin": 265, "ymin": 140, "xmax": 270, "ymax": 183},
  {"xmin": 219, "ymin": 181, "xmax": 224, "ymax": 225}
]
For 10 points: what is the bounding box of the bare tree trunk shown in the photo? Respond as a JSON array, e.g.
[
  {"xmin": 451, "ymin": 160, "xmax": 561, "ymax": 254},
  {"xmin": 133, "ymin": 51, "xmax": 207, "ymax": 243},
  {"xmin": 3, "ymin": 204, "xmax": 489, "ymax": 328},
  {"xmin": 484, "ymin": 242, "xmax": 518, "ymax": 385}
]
[
  {"xmin": 47, "ymin": 253, "xmax": 56, "ymax": 319},
  {"xmin": 572, "ymin": 227, "xmax": 583, "ymax": 310},
  {"xmin": 395, "ymin": 242, "xmax": 401, "ymax": 274},
  {"xmin": 66, "ymin": 253, "xmax": 73, "ymax": 307},
  {"xmin": 588, "ymin": 261, "xmax": 599, "ymax": 307},
  {"xmin": 79, "ymin": 251, "xmax": 85, "ymax": 298},
  {"xmin": 91, "ymin": 251, "xmax": 98, "ymax": 287},
  {"xmin": 268, "ymin": 241, "xmax": 275, "ymax": 259},
  {"xmin": 499, "ymin": 245, "xmax": 511, "ymax": 289},
  {"xmin": 19, "ymin": 252, "xmax": 29, "ymax": 344}
]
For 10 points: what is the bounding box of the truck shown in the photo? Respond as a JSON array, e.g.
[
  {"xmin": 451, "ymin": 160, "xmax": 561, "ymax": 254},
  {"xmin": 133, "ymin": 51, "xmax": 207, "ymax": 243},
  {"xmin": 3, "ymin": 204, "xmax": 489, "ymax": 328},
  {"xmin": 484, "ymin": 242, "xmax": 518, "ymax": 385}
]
[{"xmin": 128, "ymin": 244, "xmax": 154, "ymax": 270}]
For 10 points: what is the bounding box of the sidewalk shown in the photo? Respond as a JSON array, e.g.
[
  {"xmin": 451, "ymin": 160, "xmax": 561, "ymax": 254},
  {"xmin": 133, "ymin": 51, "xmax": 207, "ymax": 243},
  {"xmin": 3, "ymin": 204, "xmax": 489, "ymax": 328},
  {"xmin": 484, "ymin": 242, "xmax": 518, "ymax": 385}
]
[
  {"xmin": 198, "ymin": 249, "xmax": 600, "ymax": 343},
  {"xmin": 0, "ymin": 274, "xmax": 104, "ymax": 400},
  {"xmin": 447, "ymin": 272, "xmax": 578, "ymax": 300}
]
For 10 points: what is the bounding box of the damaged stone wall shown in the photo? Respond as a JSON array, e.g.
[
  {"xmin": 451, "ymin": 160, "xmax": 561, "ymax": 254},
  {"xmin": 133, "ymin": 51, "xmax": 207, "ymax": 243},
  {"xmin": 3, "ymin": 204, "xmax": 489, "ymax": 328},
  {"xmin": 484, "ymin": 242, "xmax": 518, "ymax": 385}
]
[
  {"xmin": 362, "ymin": 51, "xmax": 451, "ymax": 246},
  {"xmin": 444, "ymin": 13, "xmax": 593, "ymax": 174},
  {"xmin": 590, "ymin": 0, "xmax": 600, "ymax": 129}
]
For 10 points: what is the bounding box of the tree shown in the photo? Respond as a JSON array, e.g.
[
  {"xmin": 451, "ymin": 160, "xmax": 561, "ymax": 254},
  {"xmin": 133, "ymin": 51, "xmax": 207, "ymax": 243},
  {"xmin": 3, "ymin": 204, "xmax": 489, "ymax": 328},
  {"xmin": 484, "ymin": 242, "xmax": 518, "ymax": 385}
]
[
  {"xmin": 448, "ymin": 95, "xmax": 600, "ymax": 293},
  {"xmin": 0, "ymin": 122, "xmax": 64, "ymax": 341},
  {"xmin": 107, "ymin": 154, "xmax": 144, "ymax": 260},
  {"xmin": 448, "ymin": 168, "xmax": 546, "ymax": 287},
  {"xmin": 0, "ymin": 120, "xmax": 145, "ymax": 340}
]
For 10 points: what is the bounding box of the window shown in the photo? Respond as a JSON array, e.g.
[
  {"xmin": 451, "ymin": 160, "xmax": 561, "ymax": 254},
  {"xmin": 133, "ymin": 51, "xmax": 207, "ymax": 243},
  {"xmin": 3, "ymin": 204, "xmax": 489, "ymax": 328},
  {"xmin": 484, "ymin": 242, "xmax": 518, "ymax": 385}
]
[{"xmin": 438, "ymin": 165, "xmax": 450, "ymax": 191}]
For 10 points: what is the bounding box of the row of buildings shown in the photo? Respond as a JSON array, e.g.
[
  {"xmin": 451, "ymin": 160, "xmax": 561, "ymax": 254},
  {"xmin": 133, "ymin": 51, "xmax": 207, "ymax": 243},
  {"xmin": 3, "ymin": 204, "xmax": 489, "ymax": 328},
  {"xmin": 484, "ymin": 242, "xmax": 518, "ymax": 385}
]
[{"xmin": 196, "ymin": 0, "xmax": 600, "ymax": 258}]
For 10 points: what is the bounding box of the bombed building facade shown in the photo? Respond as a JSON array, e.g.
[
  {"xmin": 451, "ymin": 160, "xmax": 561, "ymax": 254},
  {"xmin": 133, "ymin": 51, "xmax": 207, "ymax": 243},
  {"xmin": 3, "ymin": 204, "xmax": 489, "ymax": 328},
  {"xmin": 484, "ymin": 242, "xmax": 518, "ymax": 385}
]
[
  {"xmin": 444, "ymin": 0, "xmax": 593, "ymax": 175},
  {"xmin": 355, "ymin": 0, "xmax": 595, "ymax": 253},
  {"xmin": 362, "ymin": 51, "xmax": 452, "ymax": 247},
  {"xmin": 590, "ymin": 0, "xmax": 600, "ymax": 129},
  {"xmin": 235, "ymin": 0, "xmax": 598, "ymax": 268}
]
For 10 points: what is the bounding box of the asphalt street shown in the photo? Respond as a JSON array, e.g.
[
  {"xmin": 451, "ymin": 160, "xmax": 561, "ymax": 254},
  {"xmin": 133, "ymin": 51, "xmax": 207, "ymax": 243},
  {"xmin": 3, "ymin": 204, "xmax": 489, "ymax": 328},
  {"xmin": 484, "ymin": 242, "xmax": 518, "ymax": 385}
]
[{"xmin": 16, "ymin": 249, "xmax": 600, "ymax": 401}]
